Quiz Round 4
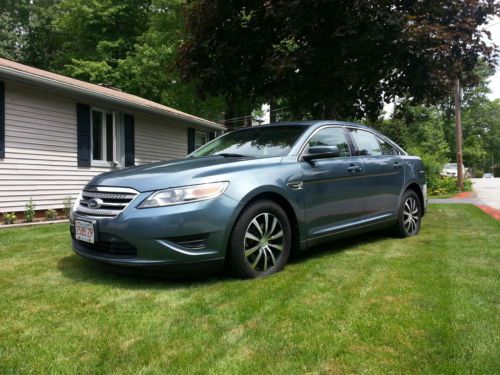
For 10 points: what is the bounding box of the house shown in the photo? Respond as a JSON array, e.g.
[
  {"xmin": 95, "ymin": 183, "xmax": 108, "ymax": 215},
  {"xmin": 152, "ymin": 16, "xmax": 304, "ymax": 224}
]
[{"xmin": 0, "ymin": 58, "xmax": 225, "ymax": 216}]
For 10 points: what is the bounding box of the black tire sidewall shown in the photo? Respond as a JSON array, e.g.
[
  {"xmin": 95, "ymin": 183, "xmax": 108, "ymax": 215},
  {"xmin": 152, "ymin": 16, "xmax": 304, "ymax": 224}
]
[{"xmin": 228, "ymin": 200, "xmax": 292, "ymax": 278}]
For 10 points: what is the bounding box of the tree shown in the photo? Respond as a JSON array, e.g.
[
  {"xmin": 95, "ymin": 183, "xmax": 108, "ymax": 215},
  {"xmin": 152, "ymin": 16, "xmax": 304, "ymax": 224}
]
[
  {"xmin": 0, "ymin": 0, "xmax": 32, "ymax": 60},
  {"xmin": 0, "ymin": 0, "xmax": 224, "ymax": 120},
  {"xmin": 178, "ymin": 0, "xmax": 499, "ymax": 126}
]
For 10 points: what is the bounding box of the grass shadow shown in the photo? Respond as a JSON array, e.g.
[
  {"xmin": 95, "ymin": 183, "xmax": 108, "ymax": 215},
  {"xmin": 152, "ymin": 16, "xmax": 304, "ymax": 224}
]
[
  {"xmin": 57, "ymin": 254, "xmax": 227, "ymax": 290},
  {"xmin": 57, "ymin": 229, "xmax": 392, "ymax": 289},
  {"xmin": 290, "ymin": 229, "xmax": 391, "ymax": 264}
]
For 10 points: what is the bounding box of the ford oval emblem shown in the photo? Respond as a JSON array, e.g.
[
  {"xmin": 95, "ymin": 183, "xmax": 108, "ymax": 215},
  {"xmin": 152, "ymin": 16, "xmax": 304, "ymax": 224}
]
[{"xmin": 87, "ymin": 198, "xmax": 104, "ymax": 209}]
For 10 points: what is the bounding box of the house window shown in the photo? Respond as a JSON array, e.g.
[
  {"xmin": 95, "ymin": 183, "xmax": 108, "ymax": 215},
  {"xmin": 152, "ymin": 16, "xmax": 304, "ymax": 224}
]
[
  {"xmin": 195, "ymin": 131, "xmax": 208, "ymax": 149},
  {"xmin": 91, "ymin": 108, "xmax": 124, "ymax": 167}
]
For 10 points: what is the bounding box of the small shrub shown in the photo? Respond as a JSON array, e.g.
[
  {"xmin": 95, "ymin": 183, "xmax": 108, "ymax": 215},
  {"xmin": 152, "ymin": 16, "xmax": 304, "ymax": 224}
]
[
  {"xmin": 428, "ymin": 176, "xmax": 458, "ymax": 196},
  {"xmin": 463, "ymin": 179, "xmax": 473, "ymax": 192},
  {"xmin": 63, "ymin": 196, "xmax": 73, "ymax": 219},
  {"xmin": 24, "ymin": 198, "xmax": 36, "ymax": 223},
  {"xmin": 45, "ymin": 209, "xmax": 57, "ymax": 221},
  {"xmin": 428, "ymin": 176, "xmax": 473, "ymax": 196},
  {"xmin": 3, "ymin": 212, "xmax": 16, "ymax": 225}
]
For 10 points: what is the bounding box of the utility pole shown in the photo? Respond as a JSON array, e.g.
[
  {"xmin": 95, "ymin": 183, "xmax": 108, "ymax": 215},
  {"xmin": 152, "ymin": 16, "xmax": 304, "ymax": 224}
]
[{"xmin": 454, "ymin": 77, "xmax": 464, "ymax": 190}]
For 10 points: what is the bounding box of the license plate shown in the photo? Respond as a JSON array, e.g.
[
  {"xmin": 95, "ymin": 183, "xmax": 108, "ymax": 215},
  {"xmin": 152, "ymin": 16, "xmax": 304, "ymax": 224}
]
[{"xmin": 75, "ymin": 220, "xmax": 95, "ymax": 244}]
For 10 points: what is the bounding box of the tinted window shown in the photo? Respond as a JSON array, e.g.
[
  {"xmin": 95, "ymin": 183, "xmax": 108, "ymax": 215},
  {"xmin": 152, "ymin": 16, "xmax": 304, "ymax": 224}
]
[
  {"xmin": 377, "ymin": 137, "xmax": 396, "ymax": 155},
  {"xmin": 189, "ymin": 125, "xmax": 308, "ymax": 158},
  {"xmin": 308, "ymin": 127, "xmax": 350, "ymax": 157},
  {"xmin": 349, "ymin": 129, "xmax": 382, "ymax": 156}
]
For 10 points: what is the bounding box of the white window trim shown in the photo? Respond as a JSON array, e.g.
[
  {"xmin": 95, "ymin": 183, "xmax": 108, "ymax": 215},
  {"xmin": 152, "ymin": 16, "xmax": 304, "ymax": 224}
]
[
  {"xmin": 91, "ymin": 107, "xmax": 123, "ymax": 168},
  {"xmin": 195, "ymin": 130, "xmax": 208, "ymax": 150}
]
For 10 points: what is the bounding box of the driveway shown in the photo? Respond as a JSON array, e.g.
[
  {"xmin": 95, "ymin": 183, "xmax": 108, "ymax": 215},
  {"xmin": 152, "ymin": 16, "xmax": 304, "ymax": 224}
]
[{"xmin": 471, "ymin": 178, "xmax": 500, "ymax": 209}]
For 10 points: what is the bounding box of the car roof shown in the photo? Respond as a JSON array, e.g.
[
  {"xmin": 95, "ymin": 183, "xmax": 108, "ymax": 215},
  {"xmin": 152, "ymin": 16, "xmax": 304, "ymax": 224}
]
[{"xmin": 244, "ymin": 120, "xmax": 374, "ymax": 131}]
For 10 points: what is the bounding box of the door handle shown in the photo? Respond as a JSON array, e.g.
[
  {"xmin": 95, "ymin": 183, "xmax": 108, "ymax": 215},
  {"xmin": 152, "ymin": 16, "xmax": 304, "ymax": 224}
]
[
  {"xmin": 393, "ymin": 162, "xmax": 402, "ymax": 169},
  {"xmin": 348, "ymin": 164, "xmax": 362, "ymax": 173}
]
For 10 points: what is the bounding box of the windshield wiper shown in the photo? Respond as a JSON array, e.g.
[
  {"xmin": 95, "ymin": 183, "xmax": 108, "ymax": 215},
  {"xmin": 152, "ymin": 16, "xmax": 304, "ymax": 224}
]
[{"xmin": 213, "ymin": 153, "xmax": 252, "ymax": 158}]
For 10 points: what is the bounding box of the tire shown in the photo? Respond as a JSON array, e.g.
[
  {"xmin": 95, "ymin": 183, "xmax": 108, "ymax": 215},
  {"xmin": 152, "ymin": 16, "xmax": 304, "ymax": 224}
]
[
  {"xmin": 228, "ymin": 199, "xmax": 292, "ymax": 278},
  {"xmin": 394, "ymin": 189, "xmax": 422, "ymax": 238}
]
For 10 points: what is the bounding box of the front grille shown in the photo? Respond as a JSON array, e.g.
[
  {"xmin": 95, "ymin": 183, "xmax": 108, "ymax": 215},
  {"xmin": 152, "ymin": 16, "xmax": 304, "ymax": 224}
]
[{"xmin": 76, "ymin": 186, "xmax": 139, "ymax": 218}]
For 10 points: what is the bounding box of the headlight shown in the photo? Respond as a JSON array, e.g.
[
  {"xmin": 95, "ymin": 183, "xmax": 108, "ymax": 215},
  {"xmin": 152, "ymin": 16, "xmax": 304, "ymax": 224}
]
[
  {"xmin": 138, "ymin": 182, "xmax": 229, "ymax": 208},
  {"xmin": 70, "ymin": 192, "xmax": 82, "ymax": 221}
]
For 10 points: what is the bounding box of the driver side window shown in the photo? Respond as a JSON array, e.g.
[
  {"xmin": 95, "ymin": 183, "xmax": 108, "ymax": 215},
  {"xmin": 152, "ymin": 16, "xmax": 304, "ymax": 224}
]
[{"xmin": 308, "ymin": 127, "xmax": 351, "ymax": 157}]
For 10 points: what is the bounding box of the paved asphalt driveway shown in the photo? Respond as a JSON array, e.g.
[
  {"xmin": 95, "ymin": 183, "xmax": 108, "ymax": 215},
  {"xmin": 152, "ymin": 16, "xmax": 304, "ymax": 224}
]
[{"xmin": 471, "ymin": 177, "xmax": 500, "ymax": 209}]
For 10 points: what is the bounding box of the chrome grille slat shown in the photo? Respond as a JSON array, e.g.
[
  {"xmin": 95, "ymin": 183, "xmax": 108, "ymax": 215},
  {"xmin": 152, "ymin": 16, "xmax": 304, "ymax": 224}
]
[
  {"xmin": 80, "ymin": 201, "xmax": 128, "ymax": 208},
  {"xmin": 82, "ymin": 191, "xmax": 137, "ymax": 200},
  {"xmin": 76, "ymin": 186, "xmax": 139, "ymax": 218}
]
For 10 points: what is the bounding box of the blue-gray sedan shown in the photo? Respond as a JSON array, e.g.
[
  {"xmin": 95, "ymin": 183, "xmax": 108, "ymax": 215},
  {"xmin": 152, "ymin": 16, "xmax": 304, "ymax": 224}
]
[{"xmin": 70, "ymin": 121, "xmax": 427, "ymax": 278}]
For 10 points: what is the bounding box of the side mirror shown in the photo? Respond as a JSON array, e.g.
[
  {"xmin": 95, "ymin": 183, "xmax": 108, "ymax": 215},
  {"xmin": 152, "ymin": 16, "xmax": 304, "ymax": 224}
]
[{"xmin": 303, "ymin": 145, "xmax": 340, "ymax": 163}]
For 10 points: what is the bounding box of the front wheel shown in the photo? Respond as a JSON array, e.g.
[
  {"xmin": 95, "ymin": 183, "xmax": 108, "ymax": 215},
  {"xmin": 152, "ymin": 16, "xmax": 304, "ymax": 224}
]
[
  {"xmin": 228, "ymin": 200, "xmax": 292, "ymax": 278},
  {"xmin": 394, "ymin": 190, "xmax": 422, "ymax": 238}
]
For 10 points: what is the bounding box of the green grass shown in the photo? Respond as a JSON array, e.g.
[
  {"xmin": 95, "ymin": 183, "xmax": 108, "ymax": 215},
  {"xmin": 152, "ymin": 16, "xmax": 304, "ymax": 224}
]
[{"xmin": 0, "ymin": 205, "xmax": 499, "ymax": 374}]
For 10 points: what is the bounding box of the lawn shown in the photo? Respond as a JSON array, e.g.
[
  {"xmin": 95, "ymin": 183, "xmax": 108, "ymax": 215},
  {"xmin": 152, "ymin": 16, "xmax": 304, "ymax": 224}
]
[{"xmin": 0, "ymin": 205, "xmax": 499, "ymax": 374}]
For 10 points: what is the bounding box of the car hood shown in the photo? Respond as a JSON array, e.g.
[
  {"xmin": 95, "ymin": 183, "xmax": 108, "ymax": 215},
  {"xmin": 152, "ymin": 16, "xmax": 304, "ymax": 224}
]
[{"xmin": 86, "ymin": 156, "xmax": 280, "ymax": 192}]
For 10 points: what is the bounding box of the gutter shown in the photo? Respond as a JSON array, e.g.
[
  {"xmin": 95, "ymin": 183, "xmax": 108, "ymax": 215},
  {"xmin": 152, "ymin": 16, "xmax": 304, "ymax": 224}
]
[{"xmin": 0, "ymin": 66, "xmax": 225, "ymax": 131}]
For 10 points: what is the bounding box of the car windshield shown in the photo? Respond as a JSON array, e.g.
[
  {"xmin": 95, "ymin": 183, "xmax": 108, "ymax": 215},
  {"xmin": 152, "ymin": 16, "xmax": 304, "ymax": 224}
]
[
  {"xmin": 189, "ymin": 125, "xmax": 308, "ymax": 158},
  {"xmin": 444, "ymin": 163, "xmax": 457, "ymax": 169}
]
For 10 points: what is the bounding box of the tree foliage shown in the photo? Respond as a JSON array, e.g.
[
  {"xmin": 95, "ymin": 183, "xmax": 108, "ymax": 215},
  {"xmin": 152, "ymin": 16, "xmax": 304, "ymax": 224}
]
[
  {"xmin": 178, "ymin": 0, "xmax": 498, "ymax": 121},
  {"xmin": 0, "ymin": 0, "xmax": 224, "ymax": 119}
]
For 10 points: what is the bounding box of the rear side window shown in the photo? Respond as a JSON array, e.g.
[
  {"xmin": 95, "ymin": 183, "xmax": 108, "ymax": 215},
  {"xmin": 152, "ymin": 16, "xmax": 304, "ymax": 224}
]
[
  {"xmin": 349, "ymin": 129, "xmax": 382, "ymax": 156},
  {"xmin": 308, "ymin": 127, "xmax": 351, "ymax": 156},
  {"xmin": 377, "ymin": 137, "xmax": 396, "ymax": 155}
]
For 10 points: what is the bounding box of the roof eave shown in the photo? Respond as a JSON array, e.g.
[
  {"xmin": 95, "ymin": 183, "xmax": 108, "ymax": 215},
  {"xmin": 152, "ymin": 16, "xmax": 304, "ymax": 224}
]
[{"xmin": 0, "ymin": 65, "xmax": 226, "ymax": 131}]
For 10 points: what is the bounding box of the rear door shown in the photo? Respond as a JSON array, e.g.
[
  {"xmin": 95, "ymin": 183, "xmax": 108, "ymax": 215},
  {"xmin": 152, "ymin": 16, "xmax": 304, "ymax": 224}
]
[
  {"xmin": 300, "ymin": 126, "xmax": 367, "ymax": 239},
  {"xmin": 347, "ymin": 128, "xmax": 405, "ymax": 219}
]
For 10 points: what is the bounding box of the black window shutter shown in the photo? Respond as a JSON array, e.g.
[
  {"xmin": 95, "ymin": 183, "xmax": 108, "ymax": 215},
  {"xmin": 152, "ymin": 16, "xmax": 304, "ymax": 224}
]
[
  {"xmin": 0, "ymin": 81, "xmax": 5, "ymax": 158},
  {"xmin": 76, "ymin": 103, "xmax": 91, "ymax": 167},
  {"xmin": 187, "ymin": 127, "xmax": 195, "ymax": 154},
  {"xmin": 124, "ymin": 114, "xmax": 135, "ymax": 167}
]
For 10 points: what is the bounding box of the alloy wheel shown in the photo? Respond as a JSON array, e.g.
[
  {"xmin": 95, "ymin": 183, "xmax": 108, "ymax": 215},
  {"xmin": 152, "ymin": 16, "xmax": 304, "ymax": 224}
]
[
  {"xmin": 403, "ymin": 196, "xmax": 419, "ymax": 234},
  {"xmin": 243, "ymin": 212, "xmax": 284, "ymax": 272}
]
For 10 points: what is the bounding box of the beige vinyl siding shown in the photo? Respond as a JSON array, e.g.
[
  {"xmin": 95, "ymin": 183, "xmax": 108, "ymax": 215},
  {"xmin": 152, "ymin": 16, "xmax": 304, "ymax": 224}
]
[
  {"xmin": 134, "ymin": 115, "xmax": 188, "ymax": 165},
  {"xmin": 0, "ymin": 81, "xmax": 214, "ymax": 213},
  {"xmin": 0, "ymin": 83, "xmax": 109, "ymax": 212}
]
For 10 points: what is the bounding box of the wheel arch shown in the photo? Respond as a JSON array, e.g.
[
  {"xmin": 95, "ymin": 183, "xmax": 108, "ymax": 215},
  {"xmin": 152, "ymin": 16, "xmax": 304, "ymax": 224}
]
[{"xmin": 230, "ymin": 190, "xmax": 302, "ymax": 253}]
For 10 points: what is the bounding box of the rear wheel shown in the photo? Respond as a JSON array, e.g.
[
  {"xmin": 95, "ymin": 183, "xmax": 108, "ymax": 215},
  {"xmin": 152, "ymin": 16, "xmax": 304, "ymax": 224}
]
[
  {"xmin": 394, "ymin": 190, "xmax": 421, "ymax": 238},
  {"xmin": 228, "ymin": 200, "xmax": 291, "ymax": 278}
]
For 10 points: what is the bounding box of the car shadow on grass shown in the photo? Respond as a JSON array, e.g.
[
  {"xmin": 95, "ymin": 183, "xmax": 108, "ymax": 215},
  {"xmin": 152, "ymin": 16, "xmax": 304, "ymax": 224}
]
[
  {"xmin": 57, "ymin": 229, "xmax": 391, "ymax": 289},
  {"xmin": 57, "ymin": 254, "xmax": 226, "ymax": 290},
  {"xmin": 289, "ymin": 230, "xmax": 391, "ymax": 264}
]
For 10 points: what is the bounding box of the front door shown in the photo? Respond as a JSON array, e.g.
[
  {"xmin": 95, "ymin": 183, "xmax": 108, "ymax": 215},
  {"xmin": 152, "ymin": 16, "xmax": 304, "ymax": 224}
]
[{"xmin": 300, "ymin": 127, "xmax": 367, "ymax": 239}]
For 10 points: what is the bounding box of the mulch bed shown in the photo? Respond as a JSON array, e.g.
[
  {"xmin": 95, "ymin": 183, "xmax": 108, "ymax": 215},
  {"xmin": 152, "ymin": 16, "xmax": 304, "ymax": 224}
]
[
  {"xmin": 476, "ymin": 205, "xmax": 500, "ymax": 221},
  {"xmin": 454, "ymin": 191, "xmax": 474, "ymax": 199}
]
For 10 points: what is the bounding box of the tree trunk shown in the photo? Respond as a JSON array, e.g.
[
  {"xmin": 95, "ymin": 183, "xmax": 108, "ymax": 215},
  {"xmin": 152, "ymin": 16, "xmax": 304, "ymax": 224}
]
[{"xmin": 454, "ymin": 77, "xmax": 464, "ymax": 190}]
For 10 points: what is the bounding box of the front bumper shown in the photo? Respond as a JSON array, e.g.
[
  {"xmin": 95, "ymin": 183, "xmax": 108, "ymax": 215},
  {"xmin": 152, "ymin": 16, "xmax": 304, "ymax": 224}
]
[{"xmin": 70, "ymin": 193, "xmax": 244, "ymax": 274}]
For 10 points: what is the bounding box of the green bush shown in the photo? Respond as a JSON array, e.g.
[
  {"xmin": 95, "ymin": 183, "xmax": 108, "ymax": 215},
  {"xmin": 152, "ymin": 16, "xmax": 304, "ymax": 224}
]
[
  {"xmin": 427, "ymin": 176, "xmax": 473, "ymax": 196},
  {"xmin": 63, "ymin": 196, "xmax": 73, "ymax": 219},
  {"xmin": 24, "ymin": 198, "xmax": 36, "ymax": 223},
  {"xmin": 463, "ymin": 179, "xmax": 473, "ymax": 192},
  {"xmin": 45, "ymin": 209, "xmax": 57, "ymax": 221},
  {"xmin": 3, "ymin": 212, "xmax": 16, "ymax": 225}
]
